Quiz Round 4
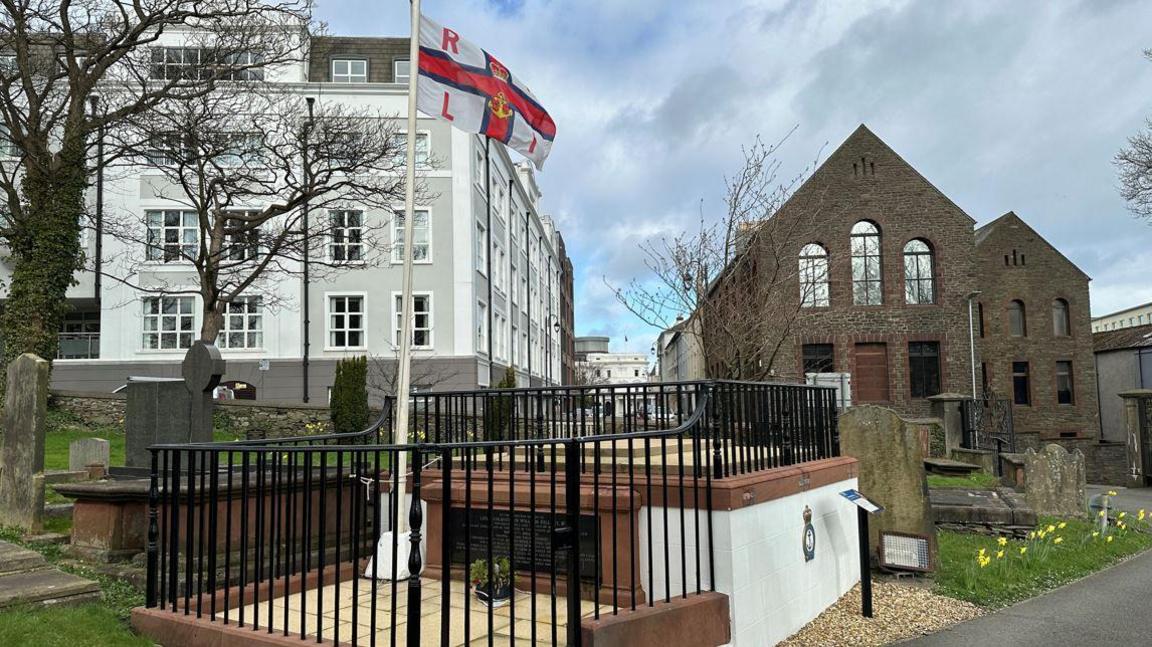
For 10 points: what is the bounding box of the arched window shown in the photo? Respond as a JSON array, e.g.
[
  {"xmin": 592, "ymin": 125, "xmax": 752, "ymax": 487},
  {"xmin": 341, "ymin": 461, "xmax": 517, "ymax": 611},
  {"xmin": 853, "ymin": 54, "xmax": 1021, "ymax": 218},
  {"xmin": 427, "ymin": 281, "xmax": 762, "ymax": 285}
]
[
  {"xmin": 850, "ymin": 221, "xmax": 882, "ymax": 305},
  {"xmin": 799, "ymin": 243, "xmax": 829, "ymax": 307},
  {"xmin": 1052, "ymin": 299, "xmax": 1070, "ymax": 337},
  {"xmin": 903, "ymin": 239, "xmax": 935, "ymax": 304},
  {"xmin": 1008, "ymin": 300, "xmax": 1027, "ymax": 337}
]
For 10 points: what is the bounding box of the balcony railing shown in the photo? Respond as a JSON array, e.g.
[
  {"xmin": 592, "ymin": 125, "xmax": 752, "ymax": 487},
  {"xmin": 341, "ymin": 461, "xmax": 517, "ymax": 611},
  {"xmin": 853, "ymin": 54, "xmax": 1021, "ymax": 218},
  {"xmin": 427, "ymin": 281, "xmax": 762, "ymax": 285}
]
[{"xmin": 57, "ymin": 332, "xmax": 99, "ymax": 359}]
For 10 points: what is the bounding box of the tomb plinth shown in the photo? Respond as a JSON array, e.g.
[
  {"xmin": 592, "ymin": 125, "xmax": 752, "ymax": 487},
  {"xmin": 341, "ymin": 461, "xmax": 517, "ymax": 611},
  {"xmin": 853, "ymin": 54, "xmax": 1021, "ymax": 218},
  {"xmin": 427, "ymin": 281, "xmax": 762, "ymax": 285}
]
[{"xmin": 421, "ymin": 471, "xmax": 644, "ymax": 607}]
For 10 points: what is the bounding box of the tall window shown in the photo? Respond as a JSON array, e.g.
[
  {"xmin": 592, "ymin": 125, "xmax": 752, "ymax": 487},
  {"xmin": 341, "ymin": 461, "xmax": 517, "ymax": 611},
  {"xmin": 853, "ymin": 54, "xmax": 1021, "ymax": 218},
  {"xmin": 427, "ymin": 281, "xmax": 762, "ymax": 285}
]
[
  {"xmin": 224, "ymin": 211, "xmax": 260, "ymax": 261},
  {"xmin": 477, "ymin": 302, "xmax": 488, "ymax": 350},
  {"xmin": 392, "ymin": 209, "xmax": 430, "ymax": 262},
  {"xmin": 903, "ymin": 239, "xmax": 935, "ymax": 304},
  {"xmin": 1008, "ymin": 300, "xmax": 1027, "ymax": 336},
  {"xmin": 978, "ymin": 302, "xmax": 985, "ymax": 338},
  {"xmin": 394, "ymin": 293, "xmax": 432, "ymax": 348},
  {"xmin": 1012, "ymin": 361, "xmax": 1030, "ymax": 405},
  {"xmin": 798, "ymin": 243, "xmax": 830, "ymax": 307},
  {"xmin": 328, "ymin": 295, "xmax": 365, "ymax": 348},
  {"xmin": 476, "ymin": 222, "xmax": 488, "ymax": 273},
  {"xmin": 850, "ymin": 220, "xmax": 882, "ymax": 305},
  {"xmin": 142, "ymin": 296, "xmax": 195, "ymax": 350},
  {"xmin": 802, "ymin": 343, "xmax": 835, "ymax": 374},
  {"xmin": 393, "ymin": 58, "xmax": 411, "ymax": 83},
  {"xmin": 1052, "ymin": 299, "xmax": 1070, "ymax": 337},
  {"xmin": 150, "ymin": 47, "xmax": 263, "ymax": 81},
  {"xmin": 146, "ymin": 210, "xmax": 198, "ymax": 262},
  {"xmin": 331, "ymin": 58, "xmax": 367, "ymax": 83},
  {"xmin": 389, "ymin": 132, "xmax": 430, "ymax": 167},
  {"xmin": 0, "ymin": 123, "xmax": 18, "ymax": 157},
  {"xmin": 1056, "ymin": 361, "xmax": 1074, "ymax": 404},
  {"xmin": 216, "ymin": 132, "xmax": 262, "ymax": 167},
  {"xmin": 145, "ymin": 132, "xmax": 187, "ymax": 167},
  {"xmin": 329, "ymin": 210, "xmax": 363, "ymax": 261},
  {"xmin": 217, "ymin": 296, "xmax": 263, "ymax": 349},
  {"xmin": 908, "ymin": 342, "xmax": 941, "ymax": 398}
]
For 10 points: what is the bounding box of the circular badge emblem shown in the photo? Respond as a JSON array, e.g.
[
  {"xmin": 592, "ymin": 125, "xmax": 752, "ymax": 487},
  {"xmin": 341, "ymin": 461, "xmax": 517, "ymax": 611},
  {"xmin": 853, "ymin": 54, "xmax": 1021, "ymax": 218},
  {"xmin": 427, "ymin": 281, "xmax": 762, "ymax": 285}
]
[{"xmin": 802, "ymin": 505, "xmax": 816, "ymax": 562}]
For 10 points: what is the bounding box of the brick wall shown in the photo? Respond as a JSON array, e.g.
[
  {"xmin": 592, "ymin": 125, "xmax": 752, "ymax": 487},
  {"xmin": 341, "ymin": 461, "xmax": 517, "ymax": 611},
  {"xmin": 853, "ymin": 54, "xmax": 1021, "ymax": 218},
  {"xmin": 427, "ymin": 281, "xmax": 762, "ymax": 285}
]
[
  {"xmin": 974, "ymin": 212, "xmax": 1100, "ymax": 442},
  {"xmin": 744, "ymin": 125, "xmax": 978, "ymax": 418}
]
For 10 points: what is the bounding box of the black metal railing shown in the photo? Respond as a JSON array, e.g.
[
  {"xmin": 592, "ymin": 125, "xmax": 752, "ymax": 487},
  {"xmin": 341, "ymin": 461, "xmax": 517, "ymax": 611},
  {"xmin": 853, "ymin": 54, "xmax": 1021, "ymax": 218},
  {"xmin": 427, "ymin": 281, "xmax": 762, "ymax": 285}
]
[{"xmin": 144, "ymin": 379, "xmax": 837, "ymax": 647}]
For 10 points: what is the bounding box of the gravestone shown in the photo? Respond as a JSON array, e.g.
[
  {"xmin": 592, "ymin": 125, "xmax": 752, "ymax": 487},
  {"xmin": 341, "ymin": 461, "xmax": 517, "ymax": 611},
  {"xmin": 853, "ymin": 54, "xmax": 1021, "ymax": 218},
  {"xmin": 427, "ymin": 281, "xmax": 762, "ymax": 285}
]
[
  {"xmin": 839, "ymin": 405, "xmax": 937, "ymax": 566},
  {"xmin": 1023, "ymin": 444, "xmax": 1085, "ymax": 518},
  {"xmin": 69, "ymin": 438, "xmax": 110, "ymax": 473},
  {"xmin": 125, "ymin": 342, "xmax": 225, "ymax": 468},
  {"xmin": 0, "ymin": 354, "xmax": 50, "ymax": 531}
]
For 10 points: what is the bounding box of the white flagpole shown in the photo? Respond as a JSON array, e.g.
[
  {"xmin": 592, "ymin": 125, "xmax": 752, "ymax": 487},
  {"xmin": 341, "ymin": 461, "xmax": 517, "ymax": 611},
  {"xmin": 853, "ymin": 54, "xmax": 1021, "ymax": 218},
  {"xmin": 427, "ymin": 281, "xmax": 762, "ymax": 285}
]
[{"xmin": 370, "ymin": 0, "xmax": 421, "ymax": 580}]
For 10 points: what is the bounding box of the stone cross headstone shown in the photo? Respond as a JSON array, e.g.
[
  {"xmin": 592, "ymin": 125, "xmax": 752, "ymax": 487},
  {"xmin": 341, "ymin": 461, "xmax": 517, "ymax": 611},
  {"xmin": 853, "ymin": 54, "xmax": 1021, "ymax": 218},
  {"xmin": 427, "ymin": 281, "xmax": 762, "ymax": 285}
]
[
  {"xmin": 69, "ymin": 438, "xmax": 110, "ymax": 473},
  {"xmin": 1023, "ymin": 444, "xmax": 1085, "ymax": 518},
  {"xmin": 124, "ymin": 342, "xmax": 225, "ymax": 469},
  {"xmin": 839, "ymin": 405, "xmax": 937, "ymax": 566},
  {"xmin": 0, "ymin": 354, "xmax": 50, "ymax": 531}
]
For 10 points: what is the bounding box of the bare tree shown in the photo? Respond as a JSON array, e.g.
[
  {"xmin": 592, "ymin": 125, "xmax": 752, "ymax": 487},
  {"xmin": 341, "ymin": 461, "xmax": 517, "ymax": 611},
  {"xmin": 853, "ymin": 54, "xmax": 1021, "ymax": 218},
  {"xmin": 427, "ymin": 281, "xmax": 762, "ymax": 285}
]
[
  {"xmin": 103, "ymin": 86, "xmax": 416, "ymax": 341},
  {"xmin": 0, "ymin": 0, "xmax": 313, "ymax": 368},
  {"xmin": 609, "ymin": 133, "xmax": 829, "ymax": 381},
  {"xmin": 367, "ymin": 354, "xmax": 459, "ymax": 398},
  {"xmin": 1117, "ymin": 50, "xmax": 1152, "ymax": 224},
  {"xmin": 572, "ymin": 361, "xmax": 608, "ymax": 387}
]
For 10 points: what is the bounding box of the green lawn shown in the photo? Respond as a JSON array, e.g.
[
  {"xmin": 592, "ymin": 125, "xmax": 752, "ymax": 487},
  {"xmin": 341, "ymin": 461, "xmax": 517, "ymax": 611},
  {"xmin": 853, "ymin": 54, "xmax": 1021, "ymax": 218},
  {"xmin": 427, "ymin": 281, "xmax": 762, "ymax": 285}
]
[
  {"xmin": 0, "ymin": 604, "xmax": 153, "ymax": 647},
  {"xmin": 936, "ymin": 514, "xmax": 1152, "ymax": 608},
  {"xmin": 927, "ymin": 472, "xmax": 1002, "ymax": 490}
]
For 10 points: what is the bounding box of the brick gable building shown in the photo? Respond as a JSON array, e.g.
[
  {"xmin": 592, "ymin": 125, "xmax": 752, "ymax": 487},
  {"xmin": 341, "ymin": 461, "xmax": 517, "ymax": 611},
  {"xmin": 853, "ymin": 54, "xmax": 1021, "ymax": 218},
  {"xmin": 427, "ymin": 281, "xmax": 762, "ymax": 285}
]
[{"xmin": 731, "ymin": 125, "xmax": 1100, "ymax": 445}]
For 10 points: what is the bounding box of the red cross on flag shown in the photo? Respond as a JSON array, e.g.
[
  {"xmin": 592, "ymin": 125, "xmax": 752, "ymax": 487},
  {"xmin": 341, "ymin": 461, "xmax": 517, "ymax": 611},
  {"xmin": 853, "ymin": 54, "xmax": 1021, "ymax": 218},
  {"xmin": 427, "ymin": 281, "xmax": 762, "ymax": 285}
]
[{"xmin": 416, "ymin": 14, "xmax": 556, "ymax": 169}]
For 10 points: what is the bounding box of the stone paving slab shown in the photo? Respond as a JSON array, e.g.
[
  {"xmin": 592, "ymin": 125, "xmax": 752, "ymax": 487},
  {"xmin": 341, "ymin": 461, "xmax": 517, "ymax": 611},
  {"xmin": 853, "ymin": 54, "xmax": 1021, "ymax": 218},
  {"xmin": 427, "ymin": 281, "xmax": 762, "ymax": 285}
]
[
  {"xmin": 0, "ymin": 540, "xmax": 47, "ymax": 575},
  {"xmin": 0, "ymin": 568, "xmax": 100, "ymax": 608}
]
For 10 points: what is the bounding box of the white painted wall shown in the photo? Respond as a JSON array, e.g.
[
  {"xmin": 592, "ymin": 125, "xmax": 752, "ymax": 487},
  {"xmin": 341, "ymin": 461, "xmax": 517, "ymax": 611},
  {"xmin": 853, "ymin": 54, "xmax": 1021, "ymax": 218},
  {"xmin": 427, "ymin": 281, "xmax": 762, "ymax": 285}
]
[{"xmin": 639, "ymin": 477, "xmax": 860, "ymax": 646}]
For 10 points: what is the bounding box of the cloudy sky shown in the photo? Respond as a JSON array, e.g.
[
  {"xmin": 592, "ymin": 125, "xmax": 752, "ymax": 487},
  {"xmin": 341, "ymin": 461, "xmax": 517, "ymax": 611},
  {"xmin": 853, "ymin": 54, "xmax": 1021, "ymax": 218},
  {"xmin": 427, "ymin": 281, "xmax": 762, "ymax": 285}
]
[{"xmin": 317, "ymin": 0, "xmax": 1152, "ymax": 353}]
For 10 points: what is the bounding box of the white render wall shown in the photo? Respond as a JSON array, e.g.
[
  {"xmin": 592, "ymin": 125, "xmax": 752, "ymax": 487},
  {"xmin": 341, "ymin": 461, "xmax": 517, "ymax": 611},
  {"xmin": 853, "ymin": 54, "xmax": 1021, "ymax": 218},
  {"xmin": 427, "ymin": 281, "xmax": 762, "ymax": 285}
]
[{"xmin": 639, "ymin": 477, "xmax": 860, "ymax": 646}]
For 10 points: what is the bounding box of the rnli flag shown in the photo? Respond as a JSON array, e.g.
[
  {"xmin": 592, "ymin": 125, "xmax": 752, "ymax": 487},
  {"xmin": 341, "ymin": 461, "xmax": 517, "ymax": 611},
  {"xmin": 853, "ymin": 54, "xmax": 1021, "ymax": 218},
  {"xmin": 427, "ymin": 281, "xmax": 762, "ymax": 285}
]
[{"xmin": 416, "ymin": 14, "xmax": 556, "ymax": 169}]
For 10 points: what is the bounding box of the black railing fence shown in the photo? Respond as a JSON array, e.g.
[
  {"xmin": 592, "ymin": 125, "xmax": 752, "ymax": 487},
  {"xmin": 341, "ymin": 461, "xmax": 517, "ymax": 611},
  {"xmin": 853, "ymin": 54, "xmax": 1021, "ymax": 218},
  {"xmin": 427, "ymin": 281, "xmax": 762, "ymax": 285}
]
[{"xmin": 145, "ymin": 380, "xmax": 837, "ymax": 647}]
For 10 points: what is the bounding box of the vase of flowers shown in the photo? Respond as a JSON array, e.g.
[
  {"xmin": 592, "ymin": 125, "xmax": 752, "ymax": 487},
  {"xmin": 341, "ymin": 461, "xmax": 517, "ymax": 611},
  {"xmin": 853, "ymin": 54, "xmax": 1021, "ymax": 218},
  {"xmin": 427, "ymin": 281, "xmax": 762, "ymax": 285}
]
[{"xmin": 470, "ymin": 557, "xmax": 513, "ymax": 607}]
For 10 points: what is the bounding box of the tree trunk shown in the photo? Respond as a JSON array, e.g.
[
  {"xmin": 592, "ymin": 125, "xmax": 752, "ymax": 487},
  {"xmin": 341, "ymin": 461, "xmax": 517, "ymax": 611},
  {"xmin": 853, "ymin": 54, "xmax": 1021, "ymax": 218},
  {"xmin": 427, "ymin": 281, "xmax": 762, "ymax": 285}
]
[{"xmin": 0, "ymin": 141, "xmax": 87, "ymax": 376}]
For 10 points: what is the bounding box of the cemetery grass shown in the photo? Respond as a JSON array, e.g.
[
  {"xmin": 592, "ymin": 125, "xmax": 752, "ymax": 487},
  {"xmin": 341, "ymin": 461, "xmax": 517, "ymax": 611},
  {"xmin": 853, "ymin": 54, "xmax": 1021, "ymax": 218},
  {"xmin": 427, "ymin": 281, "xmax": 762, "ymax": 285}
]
[
  {"xmin": 936, "ymin": 515, "xmax": 1152, "ymax": 608},
  {"xmin": 0, "ymin": 528, "xmax": 149, "ymax": 646},
  {"xmin": 926, "ymin": 472, "xmax": 1001, "ymax": 490}
]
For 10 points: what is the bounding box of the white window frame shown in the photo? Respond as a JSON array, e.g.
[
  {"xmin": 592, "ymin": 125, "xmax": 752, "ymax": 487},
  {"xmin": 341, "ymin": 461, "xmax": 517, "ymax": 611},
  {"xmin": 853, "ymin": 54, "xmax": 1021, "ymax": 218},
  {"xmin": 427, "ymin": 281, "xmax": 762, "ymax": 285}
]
[
  {"xmin": 391, "ymin": 207, "xmax": 432, "ymax": 264},
  {"xmin": 392, "ymin": 291, "xmax": 433, "ymax": 349},
  {"xmin": 393, "ymin": 58, "xmax": 411, "ymax": 83},
  {"xmin": 326, "ymin": 293, "xmax": 367, "ymax": 350},
  {"xmin": 142, "ymin": 296, "xmax": 196, "ymax": 350},
  {"xmin": 476, "ymin": 221, "xmax": 488, "ymax": 275},
  {"xmin": 217, "ymin": 295, "xmax": 264, "ymax": 350},
  {"xmin": 477, "ymin": 301, "xmax": 488, "ymax": 354},
  {"xmin": 328, "ymin": 209, "xmax": 365, "ymax": 263},
  {"xmin": 145, "ymin": 209, "xmax": 198, "ymax": 263},
  {"xmin": 473, "ymin": 147, "xmax": 485, "ymax": 189},
  {"xmin": 216, "ymin": 132, "xmax": 262, "ymax": 167},
  {"xmin": 331, "ymin": 58, "xmax": 368, "ymax": 83},
  {"xmin": 390, "ymin": 131, "xmax": 431, "ymax": 168}
]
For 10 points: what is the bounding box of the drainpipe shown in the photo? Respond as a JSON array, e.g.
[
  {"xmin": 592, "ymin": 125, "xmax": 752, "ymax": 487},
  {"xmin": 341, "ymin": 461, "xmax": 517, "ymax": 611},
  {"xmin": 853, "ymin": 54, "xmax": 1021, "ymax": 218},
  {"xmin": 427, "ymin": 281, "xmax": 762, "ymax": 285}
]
[
  {"xmin": 301, "ymin": 97, "xmax": 315, "ymax": 402},
  {"xmin": 967, "ymin": 290, "xmax": 982, "ymax": 398}
]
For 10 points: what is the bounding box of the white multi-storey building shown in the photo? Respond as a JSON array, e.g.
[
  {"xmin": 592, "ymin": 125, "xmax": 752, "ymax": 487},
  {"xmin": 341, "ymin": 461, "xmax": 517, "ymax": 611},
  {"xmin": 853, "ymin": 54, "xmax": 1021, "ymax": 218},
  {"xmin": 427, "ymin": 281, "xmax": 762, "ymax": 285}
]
[
  {"xmin": 1092, "ymin": 301, "xmax": 1152, "ymax": 333},
  {"xmin": 26, "ymin": 33, "xmax": 573, "ymax": 401}
]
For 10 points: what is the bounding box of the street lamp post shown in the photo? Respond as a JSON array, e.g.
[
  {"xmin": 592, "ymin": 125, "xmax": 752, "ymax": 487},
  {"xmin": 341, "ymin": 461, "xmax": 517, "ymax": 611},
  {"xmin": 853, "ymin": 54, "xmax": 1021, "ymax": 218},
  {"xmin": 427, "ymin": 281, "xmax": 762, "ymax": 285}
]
[{"xmin": 88, "ymin": 95, "xmax": 104, "ymax": 305}]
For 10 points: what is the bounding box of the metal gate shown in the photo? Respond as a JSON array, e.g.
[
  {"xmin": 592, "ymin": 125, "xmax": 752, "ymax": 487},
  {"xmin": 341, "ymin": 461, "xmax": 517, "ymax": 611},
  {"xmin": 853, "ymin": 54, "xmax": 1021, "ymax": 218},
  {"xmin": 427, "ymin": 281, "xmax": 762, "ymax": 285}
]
[{"xmin": 960, "ymin": 393, "xmax": 1015, "ymax": 457}]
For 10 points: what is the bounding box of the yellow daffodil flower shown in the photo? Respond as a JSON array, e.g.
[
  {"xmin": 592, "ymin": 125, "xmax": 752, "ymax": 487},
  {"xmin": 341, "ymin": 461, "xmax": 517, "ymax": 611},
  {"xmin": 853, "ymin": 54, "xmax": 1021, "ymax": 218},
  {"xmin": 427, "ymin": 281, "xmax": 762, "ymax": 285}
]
[
  {"xmin": 1099, "ymin": 510, "xmax": 1107, "ymax": 518},
  {"xmin": 1139, "ymin": 510, "xmax": 1146, "ymax": 521},
  {"xmin": 1107, "ymin": 536, "xmax": 1114, "ymax": 543},
  {"xmin": 1046, "ymin": 524, "xmax": 1056, "ymax": 533},
  {"xmin": 1057, "ymin": 522, "xmax": 1067, "ymax": 529},
  {"xmin": 1054, "ymin": 537, "xmax": 1063, "ymax": 544},
  {"xmin": 997, "ymin": 537, "xmax": 1008, "ymax": 547},
  {"xmin": 996, "ymin": 550, "xmax": 1005, "ymax": 559},
  {"xmin": 1092, "ymin": 531, "xmax": 1100, "ymax": 538},
  {"xmin": 1019, "ymin": 546, "xmax": 1027, "ymax": 555},
  {"xmin": 1119, "ymin": 512, "xmax": 1127, "ymax": 519},
  {"xmin": 1108, "ymin": 490, "xmax": 1118, "ymax": 496}
]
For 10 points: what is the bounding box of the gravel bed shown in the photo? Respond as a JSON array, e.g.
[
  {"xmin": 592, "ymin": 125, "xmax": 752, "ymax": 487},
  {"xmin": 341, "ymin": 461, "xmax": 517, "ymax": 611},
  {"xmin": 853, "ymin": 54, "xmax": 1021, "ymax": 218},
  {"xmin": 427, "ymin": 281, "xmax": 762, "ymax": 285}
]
[{"xmin": 779, "ymin": 580, "xmax": 983, "ymax": 646}]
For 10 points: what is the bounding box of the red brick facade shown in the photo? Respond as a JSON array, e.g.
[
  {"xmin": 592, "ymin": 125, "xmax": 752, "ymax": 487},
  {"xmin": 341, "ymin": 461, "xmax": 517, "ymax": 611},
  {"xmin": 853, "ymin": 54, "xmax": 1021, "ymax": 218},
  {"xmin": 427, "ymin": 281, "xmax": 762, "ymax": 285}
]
[
  {"xmin": 741, "ymin": 126, "xmax": 1099, "ymax": 440},
  {"xmin": 974, "ymin": 213, "xmax": 1100, "ymax": 441}
]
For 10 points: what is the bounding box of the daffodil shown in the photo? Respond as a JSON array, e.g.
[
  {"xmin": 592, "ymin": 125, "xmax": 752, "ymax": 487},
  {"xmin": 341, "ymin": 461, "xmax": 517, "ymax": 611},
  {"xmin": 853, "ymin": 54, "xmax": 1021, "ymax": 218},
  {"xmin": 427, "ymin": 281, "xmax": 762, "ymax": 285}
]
[
  {"xmin": 1046, "ymin": 524, "xmax": 1056, "ymax": 533},
  {"xmin": 997, "ymin": 537, "xmax": 1008, "ymax": 547},
  {"xmin": 1108, "ymin": 490, "xmax": 1118, "ymax": 497},
  {"xmin": 1107, "ymin": 536, "xmax": 1115, "ymax": 543},
  {"xmin": 1119, "ymin": 511, "xmax": 1127, "ymax": 519},
  {"xmin": 1057, "ymin": 522, "xmax": 1067, "ymax": 529},
  {"xmin": 978, "ymin": 547, "xmax": 987, "ymax": 556},
  {"xmin": 1054, "ymin": 537, "xmax": 1063, "ymax": 544},
  {"xmin": 996, "ymin": 550, "xmax": 1005, "ymax": 559},
  {"xmin": 1019, "ymin": 546, "xmax": 1028, "ymax": 555},
  {"xmin": 1092, "ymin": 531, "xmax": 1100, "ymax": 538},
  {"xmin": 1028, "ymin": 531, "xmax": 1036, "ymax": 540},
  {"xmin": 1139, "ymin": 509, "xmax": 1146, "ymax": 521},
  {"xmin": 1099, "ymin": 510, "xmax": 1107, "ymax": 518}
]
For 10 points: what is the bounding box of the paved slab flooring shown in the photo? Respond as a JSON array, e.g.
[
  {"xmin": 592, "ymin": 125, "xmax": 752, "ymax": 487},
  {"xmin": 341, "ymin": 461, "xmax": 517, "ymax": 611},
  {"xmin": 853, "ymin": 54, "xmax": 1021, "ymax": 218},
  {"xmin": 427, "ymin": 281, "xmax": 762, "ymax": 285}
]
[{"xmin": 219, "ymin": 576, "xmax": 611, "ymax": 646}]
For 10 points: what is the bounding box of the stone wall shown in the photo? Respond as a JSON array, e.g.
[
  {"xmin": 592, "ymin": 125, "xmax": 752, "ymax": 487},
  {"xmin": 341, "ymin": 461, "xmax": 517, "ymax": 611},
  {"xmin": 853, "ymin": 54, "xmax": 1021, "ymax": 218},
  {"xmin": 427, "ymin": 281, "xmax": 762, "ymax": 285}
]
[
  {"xmin": 1014, "ymin": 433, "xmax": 1129, "ymax": 485},
  {"xmin": 50, "ymin": 390, "xmax": 345, "ymax": 440}
]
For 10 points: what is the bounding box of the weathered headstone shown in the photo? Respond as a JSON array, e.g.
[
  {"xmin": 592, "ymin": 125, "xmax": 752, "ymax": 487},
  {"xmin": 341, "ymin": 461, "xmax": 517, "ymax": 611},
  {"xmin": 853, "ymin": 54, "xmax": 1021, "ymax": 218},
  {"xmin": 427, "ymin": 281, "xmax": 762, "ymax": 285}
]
[
  {"xmin": 124, "ymin": 342, "xmax": 225, "ymax": 468},
  {"xmin": 69, "ymin": 438, "xmax": 110, "ymax": 473},
  {"xmin": 1023, "ymin": 444, "xmax": 1085, "ymax": 518},
  {"xmin": 0, "ymin": 354, "xmax": 50, "ymax": 531},
  {"xmin": 839, "ymin": 405, "xmax": 937, "ymax": 566}
]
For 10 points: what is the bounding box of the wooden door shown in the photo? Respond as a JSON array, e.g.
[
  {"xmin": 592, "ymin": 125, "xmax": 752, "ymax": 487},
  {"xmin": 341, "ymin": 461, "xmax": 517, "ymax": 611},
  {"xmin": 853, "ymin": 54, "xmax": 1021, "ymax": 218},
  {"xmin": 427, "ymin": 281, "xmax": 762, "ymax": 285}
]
[{"xmin": 855, "ymin": 343, "xmax": 890, "ymax": 402}]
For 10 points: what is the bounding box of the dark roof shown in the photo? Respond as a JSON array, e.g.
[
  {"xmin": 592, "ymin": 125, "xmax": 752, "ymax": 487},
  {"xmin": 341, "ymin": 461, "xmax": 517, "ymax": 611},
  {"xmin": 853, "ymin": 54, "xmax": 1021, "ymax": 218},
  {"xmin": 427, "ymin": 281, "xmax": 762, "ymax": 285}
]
[{"xmin": 1094, "ymin": 323, "xmax": 1152, "ymax": 353}]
